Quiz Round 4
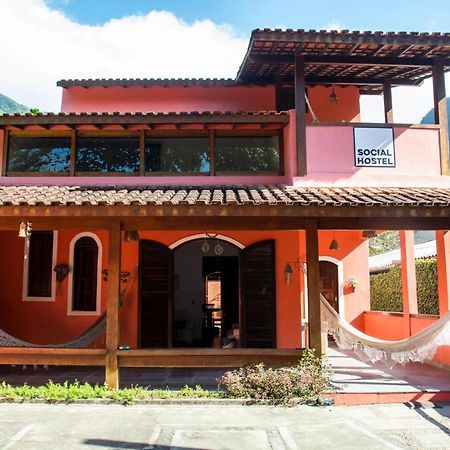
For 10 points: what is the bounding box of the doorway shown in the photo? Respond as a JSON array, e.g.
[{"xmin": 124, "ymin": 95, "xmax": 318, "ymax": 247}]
[{"xmin": 319, "ymin": 260, "xmax": 339, "ymax": 313}]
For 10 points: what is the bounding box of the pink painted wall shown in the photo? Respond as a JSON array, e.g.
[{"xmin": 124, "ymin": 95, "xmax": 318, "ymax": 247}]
[
  {"xmin": 61, "ymin": 86, "xmax": 276, "ymax": 113},
  {"xmin": 299, "ymin": 125, "xmax": 446, "ymax": 187},
  {"xmin": 0, "ymin": 230, "xmax": 303, "ymax": 350},
  {"xmin": 363, "ymin": 312, "xmax": 450, "ymax": 366},
  {"xmin": 317, "ymin": 231, "xmax": 370, "ymax": 327}
]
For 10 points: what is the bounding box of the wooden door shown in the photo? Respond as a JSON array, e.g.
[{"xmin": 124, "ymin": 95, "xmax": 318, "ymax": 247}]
[
  {"xmin": 319, "ymin": 261, "xmax": 339, "ymax": 313},
  {"xmin": 139, "ymin": 240, "xmax": 173, "ymax": 348},
  {"xmin": 240, "ymin": 240, "xmax": 276, "ymax": 348}
]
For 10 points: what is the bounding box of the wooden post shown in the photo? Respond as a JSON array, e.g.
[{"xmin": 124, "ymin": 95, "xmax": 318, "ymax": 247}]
[
  {"xmin": 432, "ymin": 60, "xmax": 449, "ymax": 176},
  {"xmin": 383, "ymin": 79, "xmax": 394, "ymax": 124},
  {"xmin": 105, "ymin": 220, "xmax": 122, "ymax": 389},
  {"xmin": 436, "ymin": 230, "xmax": 450, "ymax": 315},
  {"xmin": 399, "ymin": 230, "xmax": 417, "ymax": 336},
  {"xmin": 295, "ymin": 53, "xmax": 307, "ymax": 176},
  {"xmin": 305, "ymin": 219, "xmax": 323, "ymax": 354}
]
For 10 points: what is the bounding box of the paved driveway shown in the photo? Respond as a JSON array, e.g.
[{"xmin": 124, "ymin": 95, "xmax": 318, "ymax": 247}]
[{"xmin": 0, "ymin": 402, "xmax": 449, "ymax": 449}]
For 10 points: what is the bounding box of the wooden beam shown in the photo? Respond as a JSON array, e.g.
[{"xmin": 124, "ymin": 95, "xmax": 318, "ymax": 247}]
[
  {"xmin": 305, "ymin": 219, "xmax": 322, "ymax": 354},
  {"xmin": 432, "ymin": 60, "xmax": 449, "ymax": 176},
  {"xmin": 1, "ymin": 129, "xmax": 9, "ymax": 176},
  {"xmin": 383, "ymin": 79, "xmax": 394, "ymax": 123},
  {"xmin": 139, "ymin": 129, "xmax": 145, "ymax": 176},
  {"xmin": 295, "ymin": 53, "xmax": 307, "ymax": 176},
  {"xmin": 70, "ymin": 129, "xmax": 76, "ymax": 176},
  {"xmin": 248, "ymin": 54, "xmax": 449, "ymax": 68},
  {"xmin": 0, "ymin": 348, "xmax": 106, "ymax": 366},
  {"xmin": 105, "ymin": 220, "xmax": 122, "ymax": 389},
  {"xmin": 209, "ymin": 129, "xmax": 215, "ymax": 176}
]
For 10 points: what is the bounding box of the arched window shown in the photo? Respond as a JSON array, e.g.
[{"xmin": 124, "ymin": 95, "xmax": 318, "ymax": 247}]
[{"xmin": 69, "ymin": 234, "xmax": 101, "ymax": 313}]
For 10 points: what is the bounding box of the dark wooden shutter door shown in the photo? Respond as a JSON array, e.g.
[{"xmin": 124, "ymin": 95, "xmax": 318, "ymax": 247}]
[
  {"xmin": 241, "ymin": 240, "xmax": 276, "ymax": 348},
  {"xmin": 139, "ymin": 240, "xmax": 172, "ymax": 348},
  {"xmin": 28, "ymin": 231, "xmax": 54, "ymax": 297}
]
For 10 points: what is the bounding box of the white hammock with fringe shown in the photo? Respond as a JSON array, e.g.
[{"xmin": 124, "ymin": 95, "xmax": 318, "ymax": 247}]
[
  {"xmin": 320, "ymin": 294, "xmax": 450, "ymax": 365},
  {"xmin": 0, "ymin": 264, "xmax": 138, "ymax": 348}
]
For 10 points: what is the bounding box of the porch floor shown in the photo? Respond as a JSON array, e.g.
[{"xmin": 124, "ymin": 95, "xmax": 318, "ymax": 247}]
[{"xmin": 0, "ymin": 346, "xmax": 449, "ymax": 402}]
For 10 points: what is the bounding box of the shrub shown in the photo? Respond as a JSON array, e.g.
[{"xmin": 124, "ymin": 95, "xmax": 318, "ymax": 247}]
[
  {"xmin": 219, "ymin": 349, "xmax": 334, "ymax": 405},
  {"xmin": 370, "ymin": 258, "xmax": 439, "ymax": 315}
]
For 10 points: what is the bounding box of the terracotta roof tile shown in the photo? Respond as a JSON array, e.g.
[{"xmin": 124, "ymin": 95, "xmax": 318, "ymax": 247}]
[{"xmin": 1, "ymin": 185, "xmax": 450, "ymax": 208}]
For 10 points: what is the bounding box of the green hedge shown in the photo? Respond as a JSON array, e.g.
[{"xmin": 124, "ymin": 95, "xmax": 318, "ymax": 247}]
[{"xmin": 370, "ymin": 258, "xmax": 439, "ymax": 315}]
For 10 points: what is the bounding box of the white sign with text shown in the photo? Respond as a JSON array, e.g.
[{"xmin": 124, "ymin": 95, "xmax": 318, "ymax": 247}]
[{"xmin": 354, "ymin": 127, "xmax": 395, "ymax": 168}]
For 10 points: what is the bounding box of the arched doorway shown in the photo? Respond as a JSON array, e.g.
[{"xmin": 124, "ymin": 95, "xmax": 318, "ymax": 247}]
[{"xmin": 319, "ymin": 260, "xmax": 339, "ymax": 313}]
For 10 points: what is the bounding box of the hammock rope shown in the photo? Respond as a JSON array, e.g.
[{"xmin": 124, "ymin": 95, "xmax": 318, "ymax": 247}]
[
  {"xmin": 0, "ymin": 264, "xmax": 138, "ymax": 348},
  {"xmin": 320, "ymin": 294, "xmax": 450, "ymax": 365}
]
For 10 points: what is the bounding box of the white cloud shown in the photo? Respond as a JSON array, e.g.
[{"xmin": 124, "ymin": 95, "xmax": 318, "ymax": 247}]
[
  {"xmin": 324, "ymin": 21, "xmax": 344, "ymax": 32},
  {"xmin": 0, "ymin": 0, "xmax": 247, "ymax": 111}
]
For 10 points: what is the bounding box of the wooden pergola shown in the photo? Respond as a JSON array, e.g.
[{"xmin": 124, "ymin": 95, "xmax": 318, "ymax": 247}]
[{"xmin": 236, "ymin": 29, "xmax": 450, "ymax": 176}]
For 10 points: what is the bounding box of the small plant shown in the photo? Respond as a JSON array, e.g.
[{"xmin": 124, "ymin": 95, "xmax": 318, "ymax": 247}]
[
  {"xmin": 346, "ymin": 277, "xmax": 358, "ymax": 291},
  {"xmin": 219, "ymin": 349, "xmax": 334, "ymax": 405}
]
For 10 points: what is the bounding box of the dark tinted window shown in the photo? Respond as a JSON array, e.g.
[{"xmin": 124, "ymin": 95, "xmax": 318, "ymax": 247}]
[
  {"xmin": 28, "ymin": 231, "xmax": 54, "ymax": 297},
  {"xmin": 145, "ymin": 137, "xmax": 209, "ymax": 173},
  {"xmin": 215, "ymin": 136, "xmax": 280, "ymax": 173},
  {"xmin": 7, "ymin": 137, "xmax": 70, "ymax": 173},
  {"xmin": 72, "ymin": 236, "xmax": 98, "ymax": 312},
  {"xmin": 76, "ymin": 136, "xmax": 140, "ymax": 173}
]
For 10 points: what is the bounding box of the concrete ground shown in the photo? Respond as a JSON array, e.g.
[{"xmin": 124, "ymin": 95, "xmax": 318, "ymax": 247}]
[{"xmin": 0, "ymin": 402, "xmax": 449, "ymax": 449}]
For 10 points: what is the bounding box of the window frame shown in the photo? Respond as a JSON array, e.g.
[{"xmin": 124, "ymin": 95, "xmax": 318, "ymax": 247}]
[
  {"xmin": 22, "ymin": 230, "xmax": 58, "ymax": 302},
  {"xmin": 67, "ymin": 232, "xmax": 102, "ymax": 316},
  {"xmin": 4, "ymin": 129, "xmax": 284, "ymax": 177}
]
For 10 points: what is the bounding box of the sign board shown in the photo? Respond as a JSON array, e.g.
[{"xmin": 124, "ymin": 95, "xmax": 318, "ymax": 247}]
[{"xmin": 354, "ymin": 127, "xmax": 395, "ymax": 168}]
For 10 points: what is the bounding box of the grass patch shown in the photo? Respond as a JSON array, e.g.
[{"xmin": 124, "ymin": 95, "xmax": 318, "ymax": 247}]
[{"xmin": 0, "ymin": 381, "xmax": 223, "ymax": 405}]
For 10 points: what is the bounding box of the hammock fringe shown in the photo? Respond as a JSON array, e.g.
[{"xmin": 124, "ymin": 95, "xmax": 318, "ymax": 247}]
[{"xmin": 320, "ymin": 294, "xmax": 450, "ymax": 365}]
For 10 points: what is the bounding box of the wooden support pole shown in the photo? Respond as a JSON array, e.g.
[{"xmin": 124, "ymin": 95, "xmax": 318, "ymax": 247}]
[
  {"xmin": 436, "ymin": 230, "xmax": 450, "ymax": 315},
  {"xmin": 399, "ymin": 230, "xmax": 418, "ymax": 336},
  {"xmin": 305, "ymin": 219, "xmax": 323, "ymax": 354},
  {"xmin": 432, "ymin": 60, "xmax": 449, "ymax": 176},
  {"xmin": 105, "ymin": 220, "xmax": 122, "ymax": 389},
  {"xmin": 295, "ymin": 53, "xmax": 307, "ymax": 176},
  {"xmin": 383, "ymin": 79, "xmax": 394, "ymax": 123}
]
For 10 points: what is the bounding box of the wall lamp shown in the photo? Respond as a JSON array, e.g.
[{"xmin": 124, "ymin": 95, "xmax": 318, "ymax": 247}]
[
  {"xmin": 18, "ymin": 221, "xmax": 32, "ymax": 238},
  {"xmin": 329, "ymin": 85, "xmax": 338, "ymax": 104},
  {"xmin": 283, "ymin": 258, "xmax": 307, "ymax": 285}
]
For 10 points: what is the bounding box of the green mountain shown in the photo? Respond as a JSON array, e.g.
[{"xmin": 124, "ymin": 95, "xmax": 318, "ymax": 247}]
[
  {"xmin": 0, "ymin": 93, "xmax": 29, "ymax": 114},
  {"xmin": 421, "ymin": 98, "xmax": 450, "ymax": 139}
]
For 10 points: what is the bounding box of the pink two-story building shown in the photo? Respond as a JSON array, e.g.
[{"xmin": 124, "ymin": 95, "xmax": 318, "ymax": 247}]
[{"xmin": 0, "ymin": 29, "xmax": 449, "ymax": 387}]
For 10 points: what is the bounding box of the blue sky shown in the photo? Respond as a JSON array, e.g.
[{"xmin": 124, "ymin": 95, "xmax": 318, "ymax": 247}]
[{"xmin": 48, "ymin": 0, "xmax": 450, "ymax": 34}]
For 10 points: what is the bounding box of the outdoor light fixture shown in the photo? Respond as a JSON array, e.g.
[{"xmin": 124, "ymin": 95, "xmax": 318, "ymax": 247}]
[
  {"xmin": 123, "ymin": 230, "xmax": 140, "ymax": 242},
  {"xmin": 329, "ymin": 86, "xmax": 338, "ymax": 104},
  {"xmin": 329, "ymin": 231, "xmax": 339, "ymax": 250},
  {"xmin": 362, "ymin": 230, "xmax": 378, "ymax": 239},
  {"xmin": 283, "ymin": 257, "xmax": 307, "ymax": 284},
  {"xmin": 202, "ymin": 232, "xmax": 223, "ymax": 254},
  {"xmin": 18, "ymin": 221, "xmax": 32, "ymax": 238},
  {"xmin": 284, "ymin": 263, "xmax": 294, "ymax": 285}
]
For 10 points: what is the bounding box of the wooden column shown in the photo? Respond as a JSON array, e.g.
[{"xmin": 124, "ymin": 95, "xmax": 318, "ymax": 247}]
[
  {"xmin": 383, "ymin": 79, "xmax": 394, "ymax": 124},
  {"xmin": 436, "ymin": 230, "xmax": 450, "ymax": 315},
  {"xmin": 399, "ymin": 230, "xmax": 417, "ymax": 336},
  {"xmin": 105, "ymin": 220, "xmax": 122, "ymax": 389},
  {"xmin": 295, "ymin": 53, "xmax": 307, "ymax": 176},
  {"xmin": 305, "ymin": 219, "xmax": 323, "ymax": 354},
  {"xmin": 432, "ymin": 60, "xmax": 449, "ymax": 176}
]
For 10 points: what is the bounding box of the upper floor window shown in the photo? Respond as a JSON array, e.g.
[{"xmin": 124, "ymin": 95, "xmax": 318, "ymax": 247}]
[
  {"xmin": 215, "ymin": 136, "xmax": 280, "ymax": 173},
  {"xmin": 5, "ymin": 131, "xmax": 282, "ymax": 176},
  {"xmin": 76, "ymin": 136, "xmax": 140, "ymax": 173},
  {"xmin": 145, "ymin": 137, "xmax": 209, "ymax": 173},
  {"xmin": 7, "ymin": 136, "xmax": 70, "ymax": 174}
]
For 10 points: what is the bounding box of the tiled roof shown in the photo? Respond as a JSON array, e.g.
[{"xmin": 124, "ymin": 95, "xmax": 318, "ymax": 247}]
[
  {"xmin": 0, "ymin": 111, "xmax": 289, "ymax": 128},
  {"xmin": 1, "ymin": 186, "xmax": 450, "ymax": 207},
  {"xmin": 57, "ymin": 78, "xmax": 239, "ymax": 88}
]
